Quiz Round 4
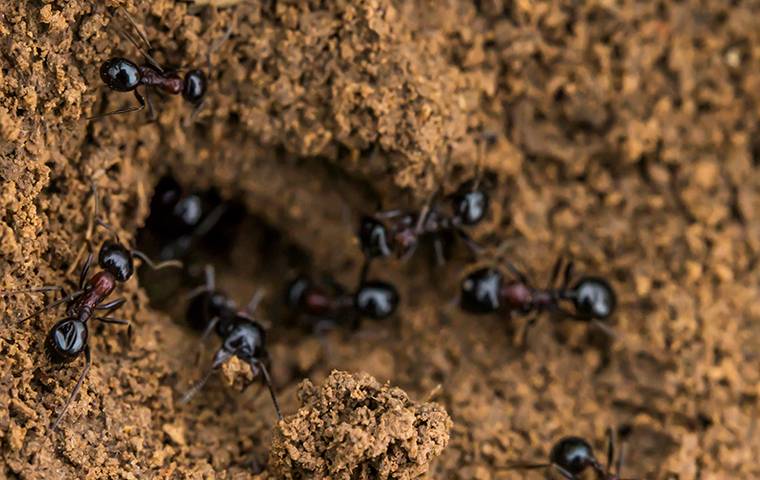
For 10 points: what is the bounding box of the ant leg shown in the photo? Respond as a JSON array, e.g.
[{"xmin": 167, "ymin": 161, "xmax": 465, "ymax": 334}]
[
  {"xmin": 249, "ymin": 358, "xmax": 283, "ymax": 420},
  {"xmin": 244, "ymin": 289, "xmax": 266, "ymax": 316},
  {"xmin": 616, "ymin": 436, "xmax": 626, "ymax": 476},
  {"xmin": 79, "ymin": 253, "xmax": 94, "ymax": 290},
  {"xmin": 17, "ymin": 290, "xmax": 83, "ymax": 324},
  {"xmin": 52, "ymin": 345, "xmax": 91, "ymax": 429},
  {"xmin": 505, "ymin": 260, "xmax": 530, "ymax": 285},
  {"xmin": 455, "ymin": 228, "xmax": 483, "ymax": 257},
  {"xmin": 183, "ymin": 265, "xmax": 216, "ymax": 301},
  {"xmin": 375, "ymin": 209, "xmax": 405, "ymax": 219},
  {"xmin": 551, "ymin": 464, "xmax": 576, "ymax": 480},
  {"xmin": 95, "ymin": 316, "xmax": 129, "ymax": 325},
  {"xmin": 87, "ymin": 88, "xmax": 146, "ymax": 121},
  {"xmin": 179, "ymin": 348, "xmax": 232, "ymax": 404},
  {"xmin": 1, "ymin": 286, "xmax": 67, "ymax": 296},
  {"xmin": 433, "ymin": 237, "xmax": 446, "ymax": 266},
  {"xmin": 194, "ymin": 316, "xmax": 220, "ymax": 365},
  {"xmin": 145, "ymin": 90, "xmax": 157, "ymax": 123},
  {"xmin": 131, "ymin": 249, "xmax": 183, "ymax": 271},
  {"xmin": 516, "ymin": 313, "xmax": 539, "ymax": 348},
  {"xmin": 605, "ymin": 426, "xmax": 615, "ymax": 472},
  {"xmin": 547, "ymin": 256, "xmax": 564, "ymax": 290},
  {"xmin": 561, "ymin": 260, "xmax": 575, "ymax": 290},
  {"xmin": 95, "ymin": 297, "xmax": 126, "ymax": 311}
]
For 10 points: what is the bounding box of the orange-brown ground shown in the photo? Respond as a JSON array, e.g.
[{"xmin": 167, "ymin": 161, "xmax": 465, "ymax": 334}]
[{"xmin": 1, "ymin": 0, "xmax": 759, "ymax": 478}]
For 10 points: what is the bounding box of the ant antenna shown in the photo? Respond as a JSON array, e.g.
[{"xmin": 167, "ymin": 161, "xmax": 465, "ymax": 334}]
[
  {"xmin": 243, "ymin": 289, "xmax": 266, "ymax": 316},
  {"xmin": 183, "ymin": 264, "xmax": 216, "ymax": 301},
  {"xmin": 131, "ymin": 250, "xmax": 183, "ymax": 271},
  {"xmin": 108, "ymin": 7, "xmax": 164, "ymax": 72}
]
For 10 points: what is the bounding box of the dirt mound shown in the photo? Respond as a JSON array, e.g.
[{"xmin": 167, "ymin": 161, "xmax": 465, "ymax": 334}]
[{"xmin": 269, "ymin": 370, "xmax": 451, "ymax": 479}]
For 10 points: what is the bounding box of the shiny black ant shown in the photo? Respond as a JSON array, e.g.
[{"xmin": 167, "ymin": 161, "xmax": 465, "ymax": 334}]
[
  {"xmin": 89, "ymin": 7, "xmax": 230, "ymax": 120},
  {"xmin": 142, "ymin": 174, "xmax": 241, "ymax": 261},
  {"xmin": 358, "ymin": 181, "xmax": 488, "ymax": 266},
  {"xmin": 284, "ymin": 266, "xmax": 399, "ymax": 331},
  {"xmin": 459, "ymin": 257, "xmax": 617, "ymax": 342},
  {"xmin": 505, "ymin": 429, "xmax": 635, "ymax": 480},
  {"xmin": 180, "ymin": 266, "xmax": 282, "ymax": 420},
  {"xmin": 0, "ymin": 186, "xmax": 181, "ymax": 428}
]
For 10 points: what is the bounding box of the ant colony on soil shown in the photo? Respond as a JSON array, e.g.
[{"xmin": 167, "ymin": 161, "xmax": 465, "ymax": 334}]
[{"xmin": 12, "ymin": 2, "xmax": 741, "ymax": 478}]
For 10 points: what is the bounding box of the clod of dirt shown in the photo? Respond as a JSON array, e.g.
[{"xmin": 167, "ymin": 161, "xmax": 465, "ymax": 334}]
[{"xmin": 269, "ymin": 370, "xmax": 452, "ymax": 480}]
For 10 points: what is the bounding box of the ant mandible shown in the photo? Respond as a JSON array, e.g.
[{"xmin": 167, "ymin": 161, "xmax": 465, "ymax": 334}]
[
  {"xmin": 505, "ymin": 429, "xmax": 635, "ymax": 480},
  {"xmin": 358, "ymin": 180, "xmax": 488, "ymax": 267},
  {"xmin": 180, "ymin": 266, "xmax": 282, "ymax": 420},
  {"xmin": 0, "ymin": 186, "xmax": 181, "ymax": 428},
  {"xmin": 90, "ymin": 7, "xmax": 230, "ymax": 120},
  {"xmin": 285, "ymin": 265, "xmax": 400, "ymax": 331},
  {"xmin": 459, "ymin": 257, "xmax": 617, "ymax": 343}
]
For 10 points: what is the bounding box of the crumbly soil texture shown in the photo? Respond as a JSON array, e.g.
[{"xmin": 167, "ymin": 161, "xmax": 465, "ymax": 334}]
[{"xmin": 2, "ymin": 0, "xmax": 760, "ymax": 479}]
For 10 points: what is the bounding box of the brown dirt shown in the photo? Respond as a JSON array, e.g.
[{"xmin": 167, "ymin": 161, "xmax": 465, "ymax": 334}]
[
  {"xmin": 269, "ymin": 370, "xmax": 451, "ymax": 479},
  {"xmin": 1, "ymin": 0, "xmax": 760, "ymax": 479}
]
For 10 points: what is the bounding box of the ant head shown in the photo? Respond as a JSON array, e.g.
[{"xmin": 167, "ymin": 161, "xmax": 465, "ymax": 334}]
[
  {"xmin": 183, "ymin": 69, "xmax": 206, "ymax": 104},
  {"xmin": 98, "ymin": 241, "xmax": 134, "ymax": 282},
  {"xmin": 549, "ymin": 437, "xmax": 597, "ymax": 475},
  {"xmin": 46, "ymin": 319, "xmax": 88, "ymax": 363},
  {"xmin": 452, "ymin": 185, "xmax": 489, "ymax": 226},
  {"xmin": 285, "ymin": 276, "xmax": 311, "ymax": 309},
  {"xmin": 186, "ymin": 290, "xmax": 235, "ymax": 332},
  {"xmin": 100, "ymin": 57, "xmax": 141, "ymax": 92},
  {"xmin": 460, "ymin": 267, "xmax": 502, "ymax": 313},
  {"xmin": 354, "ymin": 280, "xmax": 399, "ymax": 319},
  {"xmin": 359, "ymin": 216, "xmax": 392, "ymax": 259},
  {"xmin": 222, "ymin": 318, "xmax": 266, "ymax": 359},
  {"xmin": 572, "ymin": 277, "xmax": 616, "ymax": 319}
]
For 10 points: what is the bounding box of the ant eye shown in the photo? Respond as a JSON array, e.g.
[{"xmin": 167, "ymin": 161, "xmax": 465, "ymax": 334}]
[
  {"xmin": 285, "ymin": 277, "xmax": 311, "ymax": 308},
  {"xmin": 98, "ymin": 241, "xmax": 134, "ymax": 282},
  {"xmin": 550, "ymin": 437, "xmax": 595, "ymax": 475},
  {"xmin": 460, "ymin": 268, "xmax": 501, "ymax": 313},
  {"xmin": 574, "ymin": 277, "xmax": 616, "ymax": 319}
]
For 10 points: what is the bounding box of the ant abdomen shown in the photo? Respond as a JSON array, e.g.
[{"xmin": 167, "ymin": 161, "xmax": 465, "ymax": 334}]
[
  {"xmin": 571, "ymin": 277, "xmax": 616, "ymax": 320},
  {"xmin": 182, "ymin": 70, "xmax": 206, "ymax": 104},
  {"xmin": 46, "ymin": 319, "xmax": 88, "ymax": 364}
]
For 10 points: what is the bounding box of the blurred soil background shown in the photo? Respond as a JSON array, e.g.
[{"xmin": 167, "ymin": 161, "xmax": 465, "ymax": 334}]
[{"xmin": 1, "ymin": 0, "xmax": 759, "ymax": 478}]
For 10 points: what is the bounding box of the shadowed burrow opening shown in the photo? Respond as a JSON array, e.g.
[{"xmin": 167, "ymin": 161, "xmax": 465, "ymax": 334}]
[
  {"xmin": 132, "ymin": 169, "xmax": 412, "ymax": 384},
  {"xmin": 134, "ymin": 172, "xmax": 312, "ymax": 322}
]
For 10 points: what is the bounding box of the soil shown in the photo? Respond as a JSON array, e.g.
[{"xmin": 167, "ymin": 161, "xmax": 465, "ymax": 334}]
[{"xmin": 1, "ymin": 0, "xmax": 760, "ymax": 479}]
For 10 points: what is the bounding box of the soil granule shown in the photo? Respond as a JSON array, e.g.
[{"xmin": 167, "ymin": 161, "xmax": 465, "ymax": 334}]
[
  {"xmin": 269, "ymin": 370, "xmax": 451, "ymax": 480},
  {"xmin": 2, "ymin": 0, "xmax": 760, "ymax": 479}
]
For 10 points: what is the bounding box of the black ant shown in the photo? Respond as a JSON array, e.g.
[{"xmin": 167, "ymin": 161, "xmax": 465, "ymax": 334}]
[
  {"xmin": 0, "ymin": 186, "xmax": 181, "ymax": 428},
  {"xmin": 142, "ymin": 174, "xmax": 242, "ymax": 260},
  {"xmin": 459, "ymin": 257, "xmax": 617, "ymax": 342},
  {"xmin": 358, "ymin": 181, "xmax": 488, "ymax": 266},
  {"xmin": 90, "ymin": 7, "xmax": 230, "ymax": 120},
  {"xmin": 180, "ymin": 266, "xmax": 282, "ymax": 420},
  {"xmin": 284, "ymin": 267, "xmax": 399, "ymax": 331},
  {"xmin": 505, "ymin": 429, "xmax": 635, "ymax": 479}
]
